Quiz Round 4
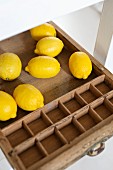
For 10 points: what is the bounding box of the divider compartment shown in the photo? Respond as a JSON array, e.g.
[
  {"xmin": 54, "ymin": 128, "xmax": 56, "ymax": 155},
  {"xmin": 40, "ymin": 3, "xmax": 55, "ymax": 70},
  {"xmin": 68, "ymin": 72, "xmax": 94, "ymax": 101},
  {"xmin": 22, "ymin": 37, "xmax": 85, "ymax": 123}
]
[
  {"xmin": 39, "ymin": 128, "xmax": 66, "ymax": 154},
  {"xmin": 27, "ymin": 111, "xmax": 53, "ymax": 135},
  {"xmin": 76, "ymin": 75, "xmax": 104, "ymax": 104},
  {"xmin": 6, "ymin": 122, "xmax": 33, "ymax": 147},
  {"xmin": 63, "ymin": 92, "xmax": 86, "ymax": 113},
  {"xmin": 57, "ymin": 117, "xmax": 82, "ymax": 143},
  {"xmin": 74, "ymin": 106, "xmax": 102, "ymax": 130},
  {"xmin": 92, "ymin": 97, "xmax": 113, "ymax": 119},
  {"xmin": 80, "ymin": 84, "xmax": 102, "ymax": 104},
  {"xmin": 94, "ymin": 76, "xmax": 113, "ymax": 94},
  {"xmin": 18, "ymin": 140, "xmax": 46, "ymax": 169},
  {"xmin": 44, "ymin": 101, "xmax": 70, "ymax": 123}
]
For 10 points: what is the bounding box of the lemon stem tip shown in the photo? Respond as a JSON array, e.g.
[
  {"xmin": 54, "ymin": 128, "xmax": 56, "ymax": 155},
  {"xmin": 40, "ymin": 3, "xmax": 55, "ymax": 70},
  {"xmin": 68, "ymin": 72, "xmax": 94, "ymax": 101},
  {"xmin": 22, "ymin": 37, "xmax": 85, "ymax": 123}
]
[
  {"xmin": 25, "ymin": 66, "xmax": 29, "ymax": 72},
  {"xmin": 34, "ymin": 49, "xmax": 38, "ymax": 54}
]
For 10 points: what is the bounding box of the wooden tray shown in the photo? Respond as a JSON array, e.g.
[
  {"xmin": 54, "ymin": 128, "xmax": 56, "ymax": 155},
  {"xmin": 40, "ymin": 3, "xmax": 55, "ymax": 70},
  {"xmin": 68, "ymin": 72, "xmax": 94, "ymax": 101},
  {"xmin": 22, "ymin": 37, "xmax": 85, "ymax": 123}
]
[{"xmin": 0, "ymin": 22, "xmax": 113, "ymax": 170}]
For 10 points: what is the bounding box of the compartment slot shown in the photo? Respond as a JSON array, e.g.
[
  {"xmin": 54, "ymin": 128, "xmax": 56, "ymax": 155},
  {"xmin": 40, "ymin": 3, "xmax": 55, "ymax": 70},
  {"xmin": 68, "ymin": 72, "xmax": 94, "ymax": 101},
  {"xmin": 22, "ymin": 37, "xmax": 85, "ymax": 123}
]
[
  {"xmin": 27, "ymin": 111, "xmax": 52, "ymax": 135},
  {"xmin": 58, "ymin": 101, "xmax": 71, "ymax": 115},
  {"xmin": 55, "ymin": 127, "xmax": 68, "ymax": 144},
  {"xmin": 90, "ymin": 84, "xmax": 103, "ymax": 96},
  {"xmin": 89, "ymin": 107, "xmax": 103, "ymax": 123},
  {"xmin": 41, "ymin": 111, "xmax": 53, "ymax": 125},
  {"xmin": 59, "ymin": 118, "xmax": 82, "ymax": 143},
  {"xmin": 40, "ymin": 130, "xmax": 65, "ymax": 154},
  {"xmin": 45, "ymin": 102, "xmax": 68, "ymax": 123},
  {"xmin": 22, "ymin": 121, "xmax": 34, "ymax": 137},
  {"xmin": 80, "ymin": 89, "xmax": 96, "ymax": 104},
  {"xmin": 96, "ymin": 83, "xmax": 111, "ymax": 94},
  {"xmin": 74, "ymin": 93, "xmax": 88, "ymax": 105},
  {"xmin": 77, "ymin": 108, "xmax": 98, "ymax": 130},
  {"xmin": 79, "ymin": 84, "xmax": 102, "ymax": 104},
  {"xmin": 36, "ymin": 140, "xmax": 48, "ymax": 156},
  {"xmin": 63, "ymin": 92, "xmax": 85, "ymax": 113},
  {"xmin": 6, "ymin": 123, "xmax": 32, "ymax": 147},
  {"xmin": 73, "ymin": 118, "xmax": 86, "ymax": 133},
  {"xmin": 95, "ymin": 77, "xmax": 113, "ymax": 95},
  {"xmin": 18, "ymin": 141, "xmax": 46, "ymax": 168},
  {"xmin": 94, "ymin": 98, "xmax": 113, "ymax": 119},
  {"xmin": 104, "ymin": 98, "xmax": 113, "ymax": 112},
  {"xmin": 74, "ymin": 92, "xmax": 88, "ymax": 106}
]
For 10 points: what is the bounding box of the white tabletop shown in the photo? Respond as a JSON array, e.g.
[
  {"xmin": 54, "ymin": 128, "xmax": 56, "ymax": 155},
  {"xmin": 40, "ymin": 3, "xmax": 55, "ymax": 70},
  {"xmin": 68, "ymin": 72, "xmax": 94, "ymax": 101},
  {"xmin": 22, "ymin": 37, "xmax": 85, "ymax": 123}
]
[
  {"xmin": 0, "ymin": 0, "xmax": 103, "ymax": 41},
  {"xmin": 0, "ymin": 149, "xmax": 13, "ymax": 170}
]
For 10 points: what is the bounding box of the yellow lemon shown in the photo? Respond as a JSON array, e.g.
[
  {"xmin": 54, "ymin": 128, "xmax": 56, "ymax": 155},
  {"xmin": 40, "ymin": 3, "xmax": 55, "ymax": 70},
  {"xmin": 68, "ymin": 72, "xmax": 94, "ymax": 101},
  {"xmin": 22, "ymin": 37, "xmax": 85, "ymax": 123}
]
[
  {"xmin": 69, "ymin": 52, "xmax": 92, "ymax": 79},
  {"xmin": 13, "ymin": 84, "xmax": 44, "ymax": 111},
  {"xmin": 0, "ymin": 53, "xmax": 22, "ymax": 81},
  {"xmin": 34, "ymin": 37, "xmax": 64, "ymax": 57},
  {"xmin": 25, "ymin": 56, "xmax": 60, "ymax": 78},
  {"xmin": 0, "ymin": 91, "xmax": 17, "ymax": 121},
  {"xmin": 30, "ymin": 23, "xmax": 56, "ymax": 41}
]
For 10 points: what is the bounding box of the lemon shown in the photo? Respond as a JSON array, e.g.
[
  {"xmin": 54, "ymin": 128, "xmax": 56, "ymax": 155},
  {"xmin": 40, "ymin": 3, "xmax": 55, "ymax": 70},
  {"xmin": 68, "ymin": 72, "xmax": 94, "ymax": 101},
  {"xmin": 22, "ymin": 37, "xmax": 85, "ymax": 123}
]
[
  {"xmin": 34, "ymin": 37, "xmax": 64, "ymax": 57},
  {"xmin": 0, "ymin": 53, "xmax": 22, "ymax": 81},
  {"xmin": 69, "ymin": 52, "xmax": 92, "ymax": 79},
  {"xmin": 25, "ymin": 56, "xmax": 60, "ymax": 78},
  {"xmin": 13, "ymin": 84, "xmax": 44, "ymax": 111},
  {"xmin": 30, "ymin": 23, "xmax": 56, "ymax": 41},
  {"xmin": 0, "ymin": 91, "xmax": 17, "ymax": 121}
]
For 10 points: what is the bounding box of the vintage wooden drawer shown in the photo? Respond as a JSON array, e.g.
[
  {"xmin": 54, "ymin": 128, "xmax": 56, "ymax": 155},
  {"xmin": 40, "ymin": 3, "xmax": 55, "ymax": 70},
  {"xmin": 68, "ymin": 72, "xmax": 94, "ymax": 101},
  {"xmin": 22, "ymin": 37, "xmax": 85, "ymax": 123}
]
[{"xmin": 0, "ymin": 22, "xmax": 113, "ymax": 170}]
